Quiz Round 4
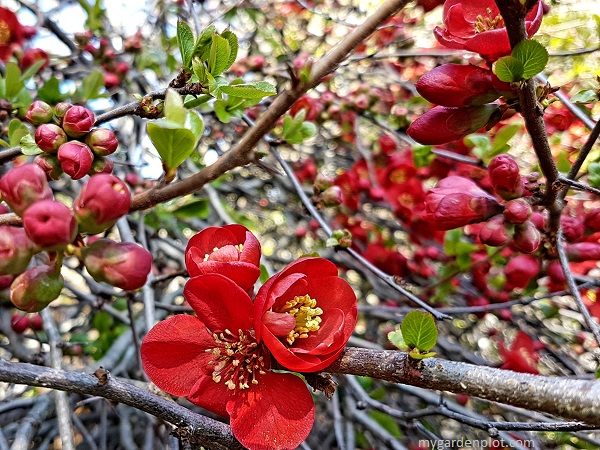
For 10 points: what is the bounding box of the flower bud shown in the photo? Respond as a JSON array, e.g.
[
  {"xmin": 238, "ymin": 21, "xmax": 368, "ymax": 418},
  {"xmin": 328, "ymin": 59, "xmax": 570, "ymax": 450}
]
[
  {"xmin": 0, "ymin": 164, "xmax": 54, "ymax": 216},
  {"xmin": 82, "ymin": 239, "xmax": 152, "ymax": 291},
  {"xmin": 0, "ymin": 226, "xmax": 35, "ymax": 275},
  {"xmin": 479, "ymin": 215, "xmax": 511, "ymax": 247},
  {"xmin": 565, "ymin": 242, "xmax": 600, "ymax": 261},
  {"xmin": 322, "ymin": 185, "xmax": 344, "ymax": 206},
  {"xmin": 546, "ymin": 260, "xmax": 566, "ymax": 285},
  {"xmin": 488, "ymin": 155, "xmax": 524, "ymax": 200},
  {"xmin": 35, "ymin": 124, "xmax": 68, "ymax": 153},
  {"xmin": 584, "ymin": 208, "xmax": 600, "ymax": 232},
  {"xmin": 74, "ymin": 174, "xmax": 131, "ymax": 234},
  {"xmin": 61, "ymin": 105, "xmax": 95, "ymax": 138},
  {"xmin": 503, "ymin": 198, "xmax": 532, "ymax": 224},
  {"xmin": 25, "ymin": 101, "xmax": 53, "ymax": 125},
  {"xmin": 11, "ymin": 314, "xmax": 29, "ymax": 334},
  {"xmin": 57, "ymin": 141, "xmax": 94, "ymax": 179},
  {"xmin": 33, "ymin": 153, "xmax": 64, "ymax": 180},
  {"xmin": 561, "ymin": 216, "xmax": 584, "ymax": 242},
  {"xmin": 10, "ymin": 265, "xmax": 64, "ymax": 312},
  {"xmin": 103, "ymin": 72, "xmax": 120, "ymax": 89},
  {"xmin": 53, "ymin": 102, "xmax": 73, "ymax": 122},
  {"xmin": 85, "ymin": 128, "xmax": 118, "ymax": 156},
  {"xmin": 505, "ymin": 255, "xmax": 540, "ymax": 289},
  {"xmin": 512, "ymin": 221, "xmax": 541, "ymax": 254},
  {"xmin": 23, "ymin": 200, "xmax": 78, "ymax": 250},
  {"xmin": 407, "ymin": 104, "xmax": 499, "ymax": 145},
  {"xmin": 19, "ymin": 48, "xmax": 50, "ymax": 71},
  {"xmin": 88, "ymin": 156, "xmax": 114, "ymax": 175},
  {"xmin": 28, "ymin": 313, "xmax": 44, "ymax": 331},
  {"xmin": 313, "ymin": 173, "xmax": 334, "ymax": 192}
]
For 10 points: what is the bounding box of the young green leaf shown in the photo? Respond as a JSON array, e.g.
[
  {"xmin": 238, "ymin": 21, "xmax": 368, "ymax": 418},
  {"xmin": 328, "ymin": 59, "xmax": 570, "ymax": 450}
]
[
  {"xmin": 177, "ymin": 21, "xmax": 195, "ymax": 68},
  {"xmin": 512, "ymin": 39, "xmax": 548, "ymax": 80},
  {"xmin": 78, "ymin": 70, "xmax": 106, "ymax": 101},
  {"xmin": 219, "ymin": 81, "xmax": 277, "ymax": 99},
  {"xmin": 220, "ymin": 30, "xmax": 239, "ymax": 73},
  {"xmin": 400, "ymin": 310, "xmax": 438, "ymax": 352},
  {"xmin": 5, "ymin": 62, "xmax": 24, "ymax": 100},
  {"xmin": 208, "ymin": 35, "xmax": 231, "ymax": 76},
  {"xmin": 194, "ymin": 24, "xmax": 217, "ymax": 60},
  {"xmin": 172, "ymin": 198, "xmax": 210, "ymax": 219},
  {"xmin": 37, "ymin": 77, "xmax": 65, "ymax": 104},
  {"xmin": 8, "ymin": 119, "xmax": 29, "ymax": 147},
  {"xmin": 20, "ymin": 134, "xmax": 43, "ymax": 156},
  {"xmin": 20, "ymin": 59, "xmax": 47, "ymax": 83},
  {"xmin": 164, "ymin": 88, "xmax": 186, "ymax": 126},
  {"xmin": 571, "ymin": 89, "xmax": 598, "ymax": 104},
  {"xmin": 185, "ymin": 110, "xmax": 204, "ymax": 141},
  {"xmin": 387, "ymin": 330, "xmax": 408, "ymax": 351},
  {"xmin": 493, "ymin": 56, "xmax": 524, "ymax": 83},
  {"xmin": 147, "ymin": 122, "xmax": 196, "ymax": 170}
]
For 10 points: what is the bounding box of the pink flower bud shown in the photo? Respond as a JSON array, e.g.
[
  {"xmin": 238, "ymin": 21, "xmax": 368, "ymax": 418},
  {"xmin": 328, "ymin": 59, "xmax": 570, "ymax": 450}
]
[
  {"xmin": 407, "ymin": 105, "xmax": 499, "ymax": 145},
  {"xmin": 313, "ymin": 173, "xmax": 334, "ymax": 192},
  {"xmin": 479, "ymin": 215, "xmax": 511, "ymax": 246},
  {"xmin": 322, "ymin": 185, "xmax": 344, "ymax": 206},
  {"xmin": 10, "ymin": 264, "xmax": 64, "ymax": 312},
  {"xmin": 61, "ymin": 105, "xmax": 95, "ymax": 138},
  {"xmin": 53, "ymin": 102, "xmax": 73, "ymax": 121},
  {"xmin": 33, "ymin": 153, "xmax": 64, "ymax": 180},
  {"xmin": 415, "ymin": 64, "xmax": 511, "ymax": 107},
  {"xmin": 19, "ymin": 48, "xmax": 50, "ymax": 71},
  {"xmin": 74, "ymin": 174, "xmax": 131, "ymax": 234},
  {"xmin": 0, "ymin": 164, "xmax": 53, "ymax": 216},
  {"xmin": 505, "ymin": 255, "xmax": 540, "ymax": 289},
  {"xmin": 565, "ymin": 242, "xmax": 600, "ymax": 261},
  {"xmin": 503, "ymin": 198, "xmax": 532, "ymax": 224},
  {"xmin": 23, "ymin": 200, "xmax": 78, "ymax": 250},
  {"xmin": 584, "ymin": 208, "xmax": 600, "ymax": 232},
  {"xmin": 561, "ymin": 216, "xmax": 584, "ymax": 242},
  {"xmin": 82, "ymin": 239, "xmax": 152, "ymax": 290},
  {"xmin": 85, "ymin": 128, "xmax": 118, "ymax": 156},
  {"xmin": 488, "ymin": 155, "xmax": 524, "ymax": 200},
  {"xmin": 0, "ymin": 226, "xmax": 35, "ymax": 275},
  {"xmin": 88, "ymin": 156, "xmax": 114, "ymax": 175},
  {"xmin": 512, "ymin": 221, "xmax": 541, "ymax": 253},
  {"xmin": 424, "ymin": 176, "xmax": 503, "ymax": 230},
  {"xmin": 103, "ymin": 72, "xmax": 120, "ymax": 89},
  {"xmin": 57, "ymin": 141, "xmax": 94, "ymax": 180},
  {"xmin": 546, "ymin": 261, "xmax": 566, "ymax": 285},
  {"xmin": 25, "ymin": 100, "xmax": 53, "ymax": 125},
  {"xmin": 11, "ymin": 314, "xmax": 29, "ymax": 334},
  {"xmin": 35, "ymin": 124, "xmax": 68, "ymax": 153}
]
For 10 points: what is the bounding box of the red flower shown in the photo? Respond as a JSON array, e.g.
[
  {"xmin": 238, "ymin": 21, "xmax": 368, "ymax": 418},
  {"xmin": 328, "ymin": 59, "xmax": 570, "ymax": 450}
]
[
  {"xmin": 0, "ymin": 7, "xmax": 36, "ymax": 62},
  {"xmin": 424, "ymin": 176, "xmax": 503, "ymax": 230},
  {"xmin": 498, "ymin": 331, "xmax": 540, "ymax": 374},
  {"xmin": 185, "ymin": 224, "xmax": 261, "ymax": 292},
  {"xmin": 254, "ymin": 258, "xmax": 357, "ymax": 372},
  {"xmin": 433, "ymin": 0, "xmax": 543, "ymax": 61},
  {"xmin": 141, "ymin": 274, "xmax": 314, "ymax": 450}
]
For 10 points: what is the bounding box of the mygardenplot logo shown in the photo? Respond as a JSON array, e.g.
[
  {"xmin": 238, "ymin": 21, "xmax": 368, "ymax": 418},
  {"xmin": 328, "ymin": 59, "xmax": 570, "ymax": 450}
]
[{"xmin": 418, "ymin": 439, "xmax": 535, "ymax": 449}]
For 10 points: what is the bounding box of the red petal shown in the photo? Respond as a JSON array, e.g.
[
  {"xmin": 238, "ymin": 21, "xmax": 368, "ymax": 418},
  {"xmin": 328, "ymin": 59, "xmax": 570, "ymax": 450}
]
[
  {"xmin": 184, "ymin": 274, "xmax": 253, "ymax": 333},
  {"xmin": 141, "ymin": 315, "xmax": 214, "ymax": 396},
  {"xmin": 464, "ymin": 29, "xmax": 511, "ymax": 59},
  {"xmin": 187, "ymin": 373, "xmax": 232, "ymax": 418},
  {"xmin": 227, "ymin": 372, "xmax": 315, "ymax": 450},
  {"xmin": 262, "ymin": 311, "xmax": 296, "ymax": 336}
]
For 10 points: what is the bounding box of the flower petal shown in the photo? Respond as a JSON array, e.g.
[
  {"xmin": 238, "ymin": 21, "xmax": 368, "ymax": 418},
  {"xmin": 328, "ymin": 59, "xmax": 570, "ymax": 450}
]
[
  {"xmin": 227, "ymin": 372, "xmax": 315, "ymax": 450},
  {"xmin": 187, "ymin": 373, "xmax": 232, "ymax": 418}
]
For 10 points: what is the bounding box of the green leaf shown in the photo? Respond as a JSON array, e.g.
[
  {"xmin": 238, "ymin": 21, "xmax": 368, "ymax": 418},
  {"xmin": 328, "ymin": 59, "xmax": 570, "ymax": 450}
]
[
  {"xmin": 408, "ymin": 350, "xmax": 436, "ymax": 360},
  {"xmin": 147, "ymin": 122, "xmax": 196, "ymax": 170},
  {"xmin": 177, "ymin": 21, "xmax": 195, "ymax": 68},
  {"xmin": 8, "ymin": 119, "xmax": 29, "ymax": 147},
  {"xmin": 164, "ymin": 88, "xmax": 186, "ymax": 125},
  {"xmin": 590, "ymin": 162, "xmax": 600, "ymax": 189},
  {"xmin": 220, "ymin": 30, "xmax": 239, "ymax": 72},
  {"xmin": 20, "ymin": 59, "xmax": 47, "ymax": 83},
  {"xmin": 184, "ymin": 94, "xmax": 211, "ymax": 109},
  {"xmin": 412, "ymin": 144, "xmax": 434, "ymax": 168},
  {"xmin": 208, "ymin": 74, "xmax": 228, "ymax": 98},
  {"xmin": 493, "ymin": 56, "xmax": 524, "ymax": 83},
  {"xmin": 5, "ymin": 62, "xmax": 24, "ymax": 99},
  {"xmin": 512, "ymin": 39, "xmax": 548, "ymax": 80},
  {"xmin": 259, "ymin": 264, "xmax": 270, "ymax": 284},
  {"xmin": 20, "ymin": 133, "xmax": 43, "ymax": 156},
  {"xmin": 208, "ymin": 34, "xmax": 231, "ymax": 76},
  {"xmin": 491, "ymin": 124, "xmax": 521, "ymax": 153},
  {"xmin": 387, "ymin": 330, "xmax": 408, "ymax": 351},
  {"xmin": 214, "ymin": 100, "xmax": 232, "ymax": 123},
  {"xmin": 172, "ymin": 198, "xmax": 210, "ymax": 219},
  {"xmin": 37, "ymin": 77, "xmax": 65, "ymax": 104},
  {"xmin": 79, "ymin": 70, "xmax": 105, "ymax": 101},
  {"xmin": 556, "ymin": 151, "xmax": 571, "ymax": 173},
  {"xmin": 401, "ymin": 310, "xmax": 438, "ymax": 352},
  {"xmin": 219, "ymin": 81, "xmax": 277, "ymax": 99},
  {"xmin": 185, "ymin": 110, "xmax": 204, "ymax": 141},
  {"xmin": 194, "ymin": 24, "xmax": 217, "ymax": 60},
  {"xmin": 369, "ymin": 411, "xmax": 402, "ymax": 439},
  {"xmin": 596, "ymin": 365, "xmax": 600, "ymax": 380},
  {"xmin": 464, "ymin": 134, "xmax": 491, "ymax": 159},
  {"xmin": 571, "ymin": 90, "xmax": 598, "ymax": 105},
  {"xmin": 192, "ymin": 58, "xmax": 208, "ymax": 84}
]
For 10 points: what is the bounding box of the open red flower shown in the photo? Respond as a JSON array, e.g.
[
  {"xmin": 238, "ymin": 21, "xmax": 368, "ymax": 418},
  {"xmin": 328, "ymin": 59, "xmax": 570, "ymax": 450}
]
[
  {"xmin": 141, "ymin": 274, "xmax": 314, "ymax": 450},
  {"xmin": 254, "ymin": 257, "xmax": 357, "ymax": 372},
  {"xmin": 498, "ymin": 331, "xmax": 540, "ymax": 374},
  {"xmin": 0, "ymin": 7, "xmax": 36, "ymax": 62},
  {"xmin": 185, "ymin": 224, "xmax": 261, "ymax": 292},
  {"xmin": 433, "ymin": 0, "xmax": 543, "ymax": 61}
]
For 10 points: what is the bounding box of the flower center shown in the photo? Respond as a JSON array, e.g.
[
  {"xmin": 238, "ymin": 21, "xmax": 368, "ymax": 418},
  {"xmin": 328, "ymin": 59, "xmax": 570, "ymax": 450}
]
[
  {"xmin": 203, "ymin": 243, "xmax": 244, "ymax": 262},
  {"xmin": 473, "ymin": 11, "xmax": 504, "ymax": 33},
  {"xmin": 277, "ymin": 294, "xmax": 323, "ymax": 345},
  {"xmin": 0, "ymin": 21, "xmax": 11, "ymax": 46},
  {"xmin": 206, "ymin": 328, "xmax": 266, "ymax": 390}
]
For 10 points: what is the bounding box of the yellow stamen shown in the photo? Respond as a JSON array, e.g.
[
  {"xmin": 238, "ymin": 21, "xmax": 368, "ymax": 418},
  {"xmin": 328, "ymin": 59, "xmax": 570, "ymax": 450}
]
[
  {"xmin": 473, "ymin": 14, "xmax": 504, "ymax": 33},
  {"xmin": 0, "ymin": 21, "xmax": 11, "ymax": 46},
  {"xmin": 276, "ymin": 294, "xmax": 323, "ymax": 345}
]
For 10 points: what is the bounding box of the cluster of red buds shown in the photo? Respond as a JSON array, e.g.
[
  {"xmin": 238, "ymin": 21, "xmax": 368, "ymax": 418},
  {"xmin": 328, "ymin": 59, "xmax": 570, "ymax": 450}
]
[
  {"xmin": 0, "ymin": 164, "xmax": 151, "ymax": 312},
  {"xmin": 26, "ymin": 101, "xmax": 117, "ymax": 180}
]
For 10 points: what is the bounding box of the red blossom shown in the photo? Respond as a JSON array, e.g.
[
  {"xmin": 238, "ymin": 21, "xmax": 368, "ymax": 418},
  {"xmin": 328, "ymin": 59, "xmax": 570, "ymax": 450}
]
[
  {"xmin": 254, "ymin": 257, "xmax": 357, "ymax": 372},
  {"xmin": 0, "ymin": 7, "xmax": 36, "ymax": 62},
  {"xmin": 185, "ymin": 224, "xmax": 261, "ymax": 292},
  {"xmin": 433, "ymin": 0, "xmax": 543, "ymax": 61},
  {"xmin": 498, "ymin": 331, "xmax": 540, "ymax": 374},
  {"xmin": 141, "ymin": 274, "xmax": 314, "ymax": 450}
]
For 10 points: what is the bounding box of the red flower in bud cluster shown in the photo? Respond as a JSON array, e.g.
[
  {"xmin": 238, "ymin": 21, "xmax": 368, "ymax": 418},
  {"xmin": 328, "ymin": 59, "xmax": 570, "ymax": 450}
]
[
  {"xmin": 0, "ymin": 164, "xmax": 53, "ymax": 216},
  {"xmin": 415, "ymin": 64, "xmax": 512, "ymax": 107},
  {"xmin": 74, "ymin": 174, "xmax": 131, "ymax": 234},
  {"xmin": 22, "ymin": 200, "xmax": 78, "ymax": 250},
  {"xmin": 10, "ymin": 264, "xmax": 64, "ymax": 313},
  {"xmin": 86, "ymin": 128, "xmax": 119, "ymax": 156},
  {"xmin": 33, "ymin": 154, "xmax": 63, "ymax": 180},
  {"xmin": 433, "ymin": 0, "xmax": 543, "ymax": 61},
  {"xmin": 61, "ymin": 105, "xmax": 95, "ymax": 138},
  {"xmin": 504, "ymin": 255, "xmax": 540, "ymax": 289},
  {"xmin": 424, "ymin": 176, "xmax": 503, "ymax": 230},
  {"xmin": 561, "ymin": 216, "xmax": 584, "ymax": 242},
  {"xmin": 57, "ymin": 141, "xmax": 94, "ymax": 179},
  {"xmin": 82, "ymin": 239, "xmax": 152, "ymax": 291},
  {"xmin": 479, "ymin": 215, "xmax": 511, "ymax": 247},
  {"xmin": 565, "ymin": 242, "xmax": 600, "ymax": 262},
  {"xmin": 503, "ymin": 198, "xmax": 532, "ymax": 224},
  {"xmin": 254, "ymin": 258, "xmax": 357, "ymax": 372},
  {"xmin": 488, "ymin": 155, "xmax": 524, "ymax": 200},
  {"xmin": 498, "ymin": 331, "xmax": 540, "ymax": 374},
  {"xmin": 25, "ymin": 101, "xmax": 53, "ymax": 125},
  {"xmin": 35, "ymin": 124, "xmax": 68, "ymax": 153},
  {"xmin": 142, "ymin": 273, "xmax": 315, "ymax": 450},
  {"xmin": 407, "ymin": 104, "xmax": 499, "ymax": 145},
  {"xmin": 185, "ymin": 225, "xmax": 261, "ymax": 292},
  {"xmin": 0, "ymin": 226, "xmax": 35, "ymax": 275},
  {"xmin": 512, "ymin": 221, "xmax": 541, "ymax": 254}
]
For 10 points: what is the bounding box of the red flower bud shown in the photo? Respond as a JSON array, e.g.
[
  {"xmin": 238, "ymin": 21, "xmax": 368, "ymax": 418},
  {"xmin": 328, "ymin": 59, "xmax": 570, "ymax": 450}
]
[
  {"xmin": 313, "ymin": 173, "xmax": 334, "ymax": 192},
  {"xmin": 10, "ymin": 264, "xmax": 64, "ymax": 312},
  {"xmin": 35, "ymin": 124, "xmax": 68, "ymax": 153},
  {"xmin": 61, "ymin": 105, "xmax": 95, "ymax": 138},
  {"xmin": 23, "ymin": 200, "xmax": 78, "ymax": 250},
  {"xmin": 11, "ymin": 313, "xmax": 29, "ymax": 334},
  {"xmin": 0, "ymin": 226, "xmax": 35, "ymax": 275},
  {"xmin": 82, "ymin": 239, "xmax": 152, "ymax": 290},
  {"xmin": 561, "ymin": 216, "xmax": 584, "ymax": 242},
  {"xmin": 512, "ymin": 221, "xmax": 541, "ymax": 253},
  {"xmin": 407, "ymin": 104, "xmax": 499, "ymax": 145},
  {"xmin": 584, "ymin": 208, "xmax": 600, "ymax": 232},
  {"xmin": 565, "ymin": 242, "xmax": 600, "ymax": 261},
  {"xmin": 322, "ymin": 185, "xmax": 344, "ymax": 206},
  {"xmin": 57, "ymin": 141, "xmax": 94, "ymax": 179},
  {"xmin": 479, "ymin": 215, "xmax": 511, "ymax": 246},
  {"xmin": 33, "ymin": 153, "xmax": 64, "ymax": 180},
  {"xmin": 424, "ymin": 176, "xmax": 503, "ymax": 230},
  {"xmin": 88, "ymin": 156, "xmax": 114, "ymax": 175},
  {"xmin": 53, "ymin": 102, "xmax": 73, "ymax": 121},
  {"xmin": 416, "ymin": 64, "xmax": 512, "ymax": 107},
  {"xmin": 103, "ymin": 72, "xmax": 120, "ymax": 89},
  {"xmin": 74, "ymin": 174, "xmax": 131, "ymax": 234},
  {"xmin": 546, "ymin": 261, "xmax": 566, "ymax": 285},
  {"xmin": 85, "ymin": 128, "xmax": 119, "ymax": 156},
  {"xmin": 488, "ymin": 154, "xmax": 524, "ymax": 200},
  {"xmin": 19, "ymin": 48, "xmax": 50, "ymax": 71},
  {"xmin": 25, "ymin": 100, "xmax": 53, "ymax": 125},
  {"xmin": 503, "ymin": 198, "xmax": 532, "ymax": 224},
  {"xmin": 504, "ymin": 255, "xmax": 540, "ymax": 289},
  {"xmin": 0, "ymin": 164, "xmax": 54, "ymax": 216}
]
